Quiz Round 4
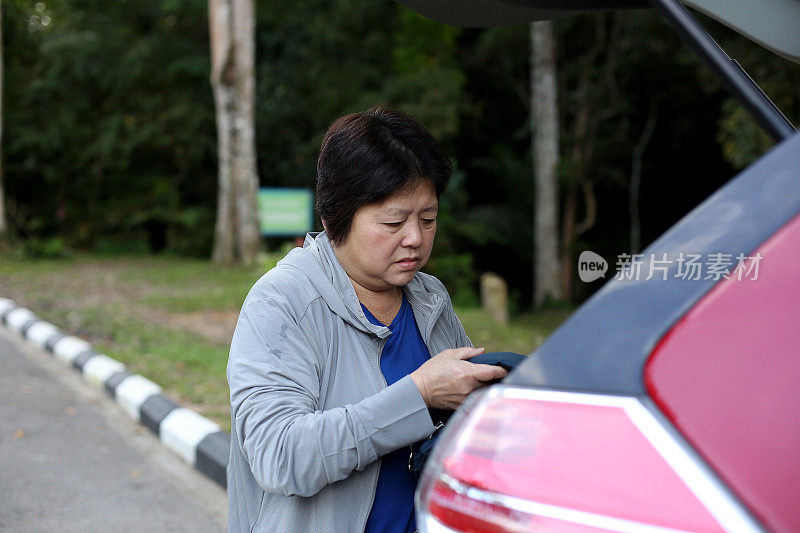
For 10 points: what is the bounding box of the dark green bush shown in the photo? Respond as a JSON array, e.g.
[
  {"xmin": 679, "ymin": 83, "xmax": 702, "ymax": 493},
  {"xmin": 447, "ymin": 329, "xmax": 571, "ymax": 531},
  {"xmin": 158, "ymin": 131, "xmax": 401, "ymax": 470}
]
[
  {"xmin": 424, "ymin": 252, "xmax": 478, "ymax": 307},
  {"xmin": 20, "ymin": 237, "xmax": 72, "ymax": 259}
]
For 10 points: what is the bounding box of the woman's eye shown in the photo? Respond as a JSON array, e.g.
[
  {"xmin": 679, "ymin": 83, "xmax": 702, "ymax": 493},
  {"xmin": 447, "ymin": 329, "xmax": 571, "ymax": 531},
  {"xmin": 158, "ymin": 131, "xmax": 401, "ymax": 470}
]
[
  {"xmin": 421, "ymin": 218, "xmax": 436, "ymax": 225},
  {"xmin": 384, "ymin": 222, "xmax": 403, "ymax": 227}
]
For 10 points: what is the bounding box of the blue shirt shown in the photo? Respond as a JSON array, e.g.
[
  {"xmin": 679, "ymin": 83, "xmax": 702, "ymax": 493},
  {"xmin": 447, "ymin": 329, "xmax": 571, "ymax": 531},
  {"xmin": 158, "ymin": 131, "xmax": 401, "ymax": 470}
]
[{"xmin": 362, "ymin": 290, "xmax": 430, "ymax": 533}]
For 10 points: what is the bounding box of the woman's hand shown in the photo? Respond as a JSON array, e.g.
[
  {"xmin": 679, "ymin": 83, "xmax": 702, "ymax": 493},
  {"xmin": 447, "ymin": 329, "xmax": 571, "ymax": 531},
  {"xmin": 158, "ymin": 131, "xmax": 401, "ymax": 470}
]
[{"xmin": 410, "ymin": 347, "xmax": 508, "ymax": 410}]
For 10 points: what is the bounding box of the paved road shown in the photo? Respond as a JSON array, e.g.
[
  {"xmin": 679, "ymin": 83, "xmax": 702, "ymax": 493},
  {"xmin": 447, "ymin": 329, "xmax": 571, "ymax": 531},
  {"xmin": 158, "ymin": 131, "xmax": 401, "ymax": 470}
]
[{"xmin": 0, "ymin": 328, "xmax": 227, "ymax": 532}]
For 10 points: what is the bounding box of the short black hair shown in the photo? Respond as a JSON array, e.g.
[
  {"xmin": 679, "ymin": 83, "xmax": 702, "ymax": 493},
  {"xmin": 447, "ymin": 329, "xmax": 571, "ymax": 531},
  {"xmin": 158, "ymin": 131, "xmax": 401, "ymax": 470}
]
[{"xmin": 316, "ymin": 104, "xmax": 452, "ymax": 246}]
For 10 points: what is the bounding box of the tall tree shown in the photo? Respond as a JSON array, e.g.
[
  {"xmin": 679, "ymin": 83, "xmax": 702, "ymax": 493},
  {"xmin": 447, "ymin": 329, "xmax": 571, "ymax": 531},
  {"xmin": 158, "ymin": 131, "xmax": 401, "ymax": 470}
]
[
  {"xmin": 209, "ymin": 0, "xmax": 259, "ymax": 265},
  {"xmin": 559, "ymin": 14, "xmax": 624, "ymax": 301},
  {"xmin": 530, "ymin": 20, "xmax": 562, "ymax": 306}
]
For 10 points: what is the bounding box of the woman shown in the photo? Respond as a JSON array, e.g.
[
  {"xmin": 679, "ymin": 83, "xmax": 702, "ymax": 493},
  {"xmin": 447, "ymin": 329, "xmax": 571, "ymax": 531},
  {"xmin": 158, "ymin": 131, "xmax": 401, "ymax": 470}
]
[{"xmin": 227, "ymin": 105, "xmax": 507, "ymax": 533}]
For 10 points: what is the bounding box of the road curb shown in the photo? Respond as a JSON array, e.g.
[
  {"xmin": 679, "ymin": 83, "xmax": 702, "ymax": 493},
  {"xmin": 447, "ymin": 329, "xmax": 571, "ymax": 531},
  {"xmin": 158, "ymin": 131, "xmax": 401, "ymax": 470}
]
[{"xmin": 0, "ymin": 297, "xmax": 229, "ymax": 489}]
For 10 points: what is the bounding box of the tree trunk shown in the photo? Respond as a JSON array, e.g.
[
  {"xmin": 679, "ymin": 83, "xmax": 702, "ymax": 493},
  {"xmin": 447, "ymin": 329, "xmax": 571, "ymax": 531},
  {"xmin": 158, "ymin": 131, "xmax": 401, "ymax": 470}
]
[
  {"xmin": 559, "ymin": 14, "xmax": 621, "ymax": 301},
  {"xmin": 0, "ymin": 0, "xmax": 6, "ymax": 237},
  {"xmin": 209, "ymin": 0, "xmax": 259, "ymax": 265},
  {"xmin": 560, "ymin": 98, "xmax": 594, "ymax": 303},
  {"xmin": 530, "ymin": 20, "xmax": 562, "ymax": 307},
  {"xmin": 630, "ymin": 105, "xmax": 657, "ymax": 253}
]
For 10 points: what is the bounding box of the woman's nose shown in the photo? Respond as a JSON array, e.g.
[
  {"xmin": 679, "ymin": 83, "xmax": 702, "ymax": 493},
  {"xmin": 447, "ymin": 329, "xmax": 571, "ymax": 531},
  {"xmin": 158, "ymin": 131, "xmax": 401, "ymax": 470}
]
[{"xmin": 402, "ymin": 222, "xmax": 423, "ymax": 247}]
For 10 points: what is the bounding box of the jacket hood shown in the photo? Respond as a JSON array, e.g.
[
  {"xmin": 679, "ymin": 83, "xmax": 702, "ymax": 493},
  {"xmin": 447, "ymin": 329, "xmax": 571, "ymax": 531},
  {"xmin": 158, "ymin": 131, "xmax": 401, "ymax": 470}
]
[{"xmin": 277, "ymin": 231, "xmax": 391, "ymax": 338}]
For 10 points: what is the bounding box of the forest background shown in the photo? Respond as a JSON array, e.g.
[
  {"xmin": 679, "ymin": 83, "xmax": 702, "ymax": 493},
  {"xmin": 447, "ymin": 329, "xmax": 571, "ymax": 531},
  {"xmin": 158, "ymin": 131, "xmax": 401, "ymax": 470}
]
[{"xmin": 2, "ymin": 0, "xmax": 799, "ymax": 311}]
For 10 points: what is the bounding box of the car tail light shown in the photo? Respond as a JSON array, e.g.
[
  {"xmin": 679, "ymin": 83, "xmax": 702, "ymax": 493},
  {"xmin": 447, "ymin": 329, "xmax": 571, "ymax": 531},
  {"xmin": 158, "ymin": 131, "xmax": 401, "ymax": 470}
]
[{"xmin": 416, "ymin": 386, "xmax": 761, "ymax": 533}]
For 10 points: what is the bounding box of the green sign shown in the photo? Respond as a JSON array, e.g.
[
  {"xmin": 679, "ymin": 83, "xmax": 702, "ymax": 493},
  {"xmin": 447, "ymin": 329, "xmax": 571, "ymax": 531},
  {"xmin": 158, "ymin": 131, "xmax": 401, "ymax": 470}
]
[{"xmin": 258, "ymin": 188, "xmax": 313, "ymax": 236}]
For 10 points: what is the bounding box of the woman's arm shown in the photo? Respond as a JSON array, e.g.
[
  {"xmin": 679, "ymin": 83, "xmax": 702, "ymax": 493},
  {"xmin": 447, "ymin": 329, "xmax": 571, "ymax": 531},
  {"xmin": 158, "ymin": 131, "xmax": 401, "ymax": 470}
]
[{"xmin": 227, "ymin": 296, "xmax": 435, "ymax": 498}]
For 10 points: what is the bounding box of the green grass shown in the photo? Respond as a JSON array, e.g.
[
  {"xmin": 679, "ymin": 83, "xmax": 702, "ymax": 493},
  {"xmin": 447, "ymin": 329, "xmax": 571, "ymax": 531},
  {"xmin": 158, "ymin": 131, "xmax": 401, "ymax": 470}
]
[
  {"xmin": 88, "ymin": 309, "xmax": 233, "ymax": 428},
  {"xmin": 456, "ymin": 306, "xmax": 573, "ymax": 355},
  {"xmin": 0, "ymin": 253, "xmax": 277, "ymax": 432},
  {"xmin": 1, "ymin": 252, "xmax": 572, "ymax": 432}
]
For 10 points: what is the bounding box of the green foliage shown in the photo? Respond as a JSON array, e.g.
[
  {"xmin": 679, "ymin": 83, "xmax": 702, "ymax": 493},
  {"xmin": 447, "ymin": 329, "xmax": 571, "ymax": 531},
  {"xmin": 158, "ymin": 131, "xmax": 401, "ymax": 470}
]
[
  {"xmin": 383, "ymin": 8, "xmax": 465, "ymax": 141},
  {"xmin": 423, "ymin": 253, "xmax": 479, "ymax": 307},
  {"xmin": 18, "ymin": 236, "xmax": 72, "ymax": 259},
  {"xmin": 711, "ymin": 17, "xmax": 800, "ymax": 169},
  {"xmin": 254, "ymin": 1, "xmax": 465, "ymax": 194},
  {"xmin": 91, "ymin": 236, "xmax": 152, "ymax": 256},
  {"xmin": 5, "ymin": 0, "xmax": 216, "ymax": 252},
  {"xmin": 718, "ymin": 99, "xmax": 774, "ymax": 169},
  {"xmin": 4, "ymin": 1, "xmax": 798, "ymax": 311}
]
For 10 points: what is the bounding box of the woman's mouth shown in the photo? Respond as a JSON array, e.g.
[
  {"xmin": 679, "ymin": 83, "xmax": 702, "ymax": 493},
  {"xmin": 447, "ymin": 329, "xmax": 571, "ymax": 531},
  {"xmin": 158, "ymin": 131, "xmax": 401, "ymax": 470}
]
[{"xmin": 396, "ymin": 258, "xmax": 420, "ymax": 270}]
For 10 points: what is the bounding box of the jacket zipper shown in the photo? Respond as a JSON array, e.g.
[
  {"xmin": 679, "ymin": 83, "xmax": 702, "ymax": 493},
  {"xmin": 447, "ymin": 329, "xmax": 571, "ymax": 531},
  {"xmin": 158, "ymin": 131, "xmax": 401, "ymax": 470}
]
[
  {"xmin": 408, "ymin": 296, "xmax": 447, "ymax": 478},
  {"xmin": 360, "ymin": 296, "xmax": 444, "ymax": 531},
  {"xmin": 422, "ymin": 297, "xmax": 447, "ymax": 349},
  {"xmin": 357, "ymin": 337, "xmax": 388, "ymax": 533}
]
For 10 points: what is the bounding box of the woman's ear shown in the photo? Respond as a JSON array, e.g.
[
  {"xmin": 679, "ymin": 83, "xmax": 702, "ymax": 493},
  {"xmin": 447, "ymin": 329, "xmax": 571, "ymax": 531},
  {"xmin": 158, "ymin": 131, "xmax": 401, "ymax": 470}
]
[{"xmin": 320, "ymin": 218, "xmax": 328, "ymax": 232}]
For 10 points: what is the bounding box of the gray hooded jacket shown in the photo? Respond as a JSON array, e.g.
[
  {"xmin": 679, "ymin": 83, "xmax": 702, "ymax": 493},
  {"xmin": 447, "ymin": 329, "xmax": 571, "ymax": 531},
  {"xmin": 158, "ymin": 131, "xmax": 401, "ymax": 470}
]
[{"xmin": 227, "ymin": 231, "xmax": 472, "ymax": 532}]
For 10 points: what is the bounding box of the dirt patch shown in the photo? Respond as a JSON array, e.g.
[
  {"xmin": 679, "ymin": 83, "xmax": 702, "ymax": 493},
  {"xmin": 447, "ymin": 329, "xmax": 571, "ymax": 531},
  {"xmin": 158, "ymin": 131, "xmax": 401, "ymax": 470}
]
[
  {"xmin": 166, "ymin": 309, "xmax": 240, "ymax": 347},
  {"xmin": 1, "ymin": 257, "xmax": 183, "ymax": 311}
]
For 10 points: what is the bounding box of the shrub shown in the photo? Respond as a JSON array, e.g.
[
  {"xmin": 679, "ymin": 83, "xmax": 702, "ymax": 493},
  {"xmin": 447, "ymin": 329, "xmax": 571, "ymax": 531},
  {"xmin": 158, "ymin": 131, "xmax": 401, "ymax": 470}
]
[{"xmin": 424, "ymin": 252, "xmax": 478, "ymax": 307}]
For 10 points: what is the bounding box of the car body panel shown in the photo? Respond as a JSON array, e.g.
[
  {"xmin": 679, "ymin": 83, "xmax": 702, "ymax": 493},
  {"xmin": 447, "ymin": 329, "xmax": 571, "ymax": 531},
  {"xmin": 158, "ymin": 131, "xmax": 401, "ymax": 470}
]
[
  {"xmin": 683, "ymin": 0, "xmax": 800, "ymax": 63},
  {"xmin": 645, "ymin": 211, "xmax": 800, "ymax": 532}
]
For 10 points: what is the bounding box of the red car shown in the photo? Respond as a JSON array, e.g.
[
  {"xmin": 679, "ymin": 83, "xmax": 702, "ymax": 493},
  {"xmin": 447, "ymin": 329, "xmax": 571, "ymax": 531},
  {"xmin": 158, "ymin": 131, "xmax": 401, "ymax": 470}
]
[{"xmin": 397, "ymin": 1, "xmax": 800, "ymax": 531}]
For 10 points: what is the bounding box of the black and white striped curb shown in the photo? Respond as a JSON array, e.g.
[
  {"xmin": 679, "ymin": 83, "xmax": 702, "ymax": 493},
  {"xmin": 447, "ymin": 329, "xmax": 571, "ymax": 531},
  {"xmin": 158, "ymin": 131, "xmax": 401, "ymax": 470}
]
[{"xmin": 0, "ymin": 297, "xmax": 229, "ymax": 489}]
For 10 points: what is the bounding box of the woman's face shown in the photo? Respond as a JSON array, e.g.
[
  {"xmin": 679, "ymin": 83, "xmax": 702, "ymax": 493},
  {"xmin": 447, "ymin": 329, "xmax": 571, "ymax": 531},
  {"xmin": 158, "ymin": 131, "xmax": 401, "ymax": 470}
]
[{"xmin": 334, "ymin": 180, "xmax": 438, "ymax": 296}]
